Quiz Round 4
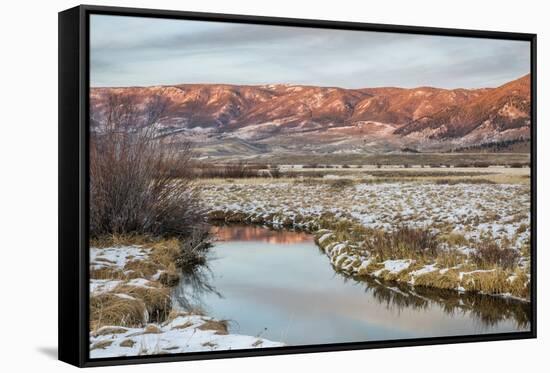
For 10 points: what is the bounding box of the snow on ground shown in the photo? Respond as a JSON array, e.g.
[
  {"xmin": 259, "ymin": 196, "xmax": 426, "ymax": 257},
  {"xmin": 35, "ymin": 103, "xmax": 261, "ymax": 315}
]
[
  {"xmin": 377, "ymin": 259, "xmax": 414, "ymax": 274},
  {"xmin": 90, "ymin": 246, "xmax": 152, "ymax": 295},
  {"xmin": 89, "ymin": 245, "xmax": 284, "ymax": 357},
  {"xmin": 90, "ymin": 315, "xmax": 284, "ymax": 358},
  {"xmin": 201, "ymin": 180, "xmax": 531, "ymax": 299},
  {"xmin": 90, "ymin": 279, "xmax": 124, "ymax": 294},
  {"xmin": 202, "ymin": 181, "xmax": 530, "ymax": 251},
  {"xmin": 90, "ymin": 246, "xmax": 150, "ymax": 270},
  {"xmin": 90, "ymin": 246, "xmax": 155, "ymax": 295},
  {"xmin": 410, "ymin": 264, "xmax": 438, "ymax": 277}
]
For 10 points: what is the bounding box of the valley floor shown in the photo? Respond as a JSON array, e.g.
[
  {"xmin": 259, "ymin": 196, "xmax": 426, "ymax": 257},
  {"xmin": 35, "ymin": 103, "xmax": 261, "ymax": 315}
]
[{"xmin": 201, "ymin": 172, "xmax": 531, "ymax": 300}]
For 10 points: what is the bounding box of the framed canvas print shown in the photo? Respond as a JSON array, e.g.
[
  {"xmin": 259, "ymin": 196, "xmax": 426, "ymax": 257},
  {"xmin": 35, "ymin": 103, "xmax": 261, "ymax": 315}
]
[{"xmin": 58, "ymin": 4, "xmax": 536, "ymax": 367}]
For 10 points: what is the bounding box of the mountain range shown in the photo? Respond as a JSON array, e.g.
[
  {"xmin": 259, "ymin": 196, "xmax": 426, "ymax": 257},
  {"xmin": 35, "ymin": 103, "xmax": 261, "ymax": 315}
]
[{"xmin": 90, "ymin": 74, "xmax": 531, "ymax": 156}]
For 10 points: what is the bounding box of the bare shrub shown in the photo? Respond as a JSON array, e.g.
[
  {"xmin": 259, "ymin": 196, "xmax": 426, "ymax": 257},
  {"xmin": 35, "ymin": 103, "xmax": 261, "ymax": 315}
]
[
  {"xmin": 268, "ymin": 165, "xmax": 281, "ymax": 178},
  {"xmin": 470, "ymin": 241, "xmax": 520, "ymax": 270},
  {"xmin": 176, "ymin": 227, "xmax": 212, "ymax": 269},
  {"xmin": 303, "ymin": 163, "xmax": 319, "ymax": 169},
  {"xmin": 222, "ymin": 162, "xmax": 256, "ymax": 178},
  {"xmin": 434, "ymin": 178, "xmax": 496, "ymax": 185},
  {"xmin": 90, "ymin": 91, "xmax": 207, "ymax": 238},
  {"xmin": 192, "ymin": 162, "xmax": 264, "ymax": 178},
  {"xmin": 327, "ymin": 178, "xmax": 354, "ymax": 189},
  {"xmin": 474, "ymin": 162, "xmax": 491, "ymax": 168},
  {"xmin": 508, "ymin": 162, "xmax": 528, "ymax": 168},
  {"xmin": 363, "ymin": 226, "xmax": 440, "ymax": 261}
]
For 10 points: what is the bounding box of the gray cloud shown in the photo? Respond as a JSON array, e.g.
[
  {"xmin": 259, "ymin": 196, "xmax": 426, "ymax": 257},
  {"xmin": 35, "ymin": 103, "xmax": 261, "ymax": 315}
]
[{"xmin": 90, "ymin": 14, "xmax": 530, "ymax": 89}]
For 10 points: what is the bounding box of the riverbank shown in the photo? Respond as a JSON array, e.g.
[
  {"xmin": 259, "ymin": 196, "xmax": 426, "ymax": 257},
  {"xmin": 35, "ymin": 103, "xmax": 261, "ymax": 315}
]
[
  {"xmin": 202, "ymin": 178, "xmax": 531, "ymax": 301},
  {"xmin": 89, "ymin": 237, "xmax": 283, "ymax": 357}
]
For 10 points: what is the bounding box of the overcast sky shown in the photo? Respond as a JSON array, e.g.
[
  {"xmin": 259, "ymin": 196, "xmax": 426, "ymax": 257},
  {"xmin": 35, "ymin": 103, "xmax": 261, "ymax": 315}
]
[{"xmin": 90, "ymin": 14, "xmax": 530, "ymax": 89}]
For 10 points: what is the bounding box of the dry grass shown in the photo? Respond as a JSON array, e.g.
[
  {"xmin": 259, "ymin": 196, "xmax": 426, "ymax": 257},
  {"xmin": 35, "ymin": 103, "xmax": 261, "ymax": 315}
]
[
  {"xmin": 462, "ymin": 269, "xmax": 510, "ymax": 294},
  {"xmin": 200, "ymin": 179, "xmax": 530, "ymax": 298},
  {"xmin": 197, "ymin": 319, "xmax": 229, "ymax": 335},
  {"xmin": 143, "ymin": 324, "xmax": 162, "ymax": 334},
  {"xmin": 113, "ymin": 285, "xmax": 171, "ymax": 323},
  {"xmin": 90, "ymin": 340, "xmax": 113, "ymax": 351},
  {"xmin": 364, "ymin": 170, "xmax": 495, "ymax": 178},
  {"xmin": 171, "ymin": 321, "xmax": 194, "ymax": 330},
  {"xmin": 120, "ymin": 339, "xmax": 136, "ymax": 348},
  {"xmin": 90, "ymin": 284, "xmax": 171, "ymax": 331},
  {"xmin": 470, "ymin": 240, "xmax": 520, "ymax": 270},
  {"xmin": 92, "ymin": 326, "xmax": 128, "ymax": 337},
  {"xmin": 363, "ymin": 226, "xmax": 439, "ymax": 261},
  {"xmin": 89, "ymin": 236, "xmax": 203, "ymax": 331},
  {"xmin": 439, "ymin": 232, "xmax": 469, "ymax": 247},
  {"xmin": 90, "ymin": 293, "xmax": 147, "ymax": 330},
  {"xmin": 244, "ymin": 152, "xmax": 530, "ymax": 167},
  {"xmin": 414, "ymin": 270, "xmax": 461, "ymax": 290},
  {"xmin": 89, "ymin": 267, "xmax": 127, "ymax": 280},
  {"xmin": 90, "ymin": 235, "xmax": 209, "ymax": 284},
  {"xmin": 508, "ymin": 271, "xmax": 531, "ymax": 298},
  {"xmin": 434, "ymin": 178, "xmax": 496, "ymax": 185},
  {"xmin": 436, "ymin": 249, "xmax": 466, "ymax": 268}
]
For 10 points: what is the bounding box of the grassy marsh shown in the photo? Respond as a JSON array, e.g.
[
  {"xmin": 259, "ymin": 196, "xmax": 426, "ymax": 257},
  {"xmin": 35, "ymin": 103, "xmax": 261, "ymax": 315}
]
[{"xmin": 201, "ymin": 175, "xmax": 531, "ymax": 299}]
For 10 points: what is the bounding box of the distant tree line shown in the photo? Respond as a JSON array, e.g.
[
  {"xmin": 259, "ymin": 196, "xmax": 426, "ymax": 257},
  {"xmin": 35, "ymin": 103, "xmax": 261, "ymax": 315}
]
[{"xmin": 450, "ymin": 138, "xmax": 530, "ymax": 153}]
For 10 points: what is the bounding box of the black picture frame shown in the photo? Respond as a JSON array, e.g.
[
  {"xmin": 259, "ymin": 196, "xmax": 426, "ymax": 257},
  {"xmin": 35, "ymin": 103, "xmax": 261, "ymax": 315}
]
[{"xmin": 59, "ymin": 4, "xmax": 537, "ymax": 368}]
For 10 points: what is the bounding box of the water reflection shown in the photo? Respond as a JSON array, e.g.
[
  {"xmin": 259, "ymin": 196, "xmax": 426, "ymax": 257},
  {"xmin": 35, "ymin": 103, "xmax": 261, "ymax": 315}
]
[
  {"xmin": 172, "ymin": 264, "xmax": 220, "ymax": 314},
  {"xmin": 212, "ymin": 225, "xmax": 312, "ymax": 244},
  {"xmin": 354, "ymin": 276, "xmax": 530, "ymax": 330},
  {"xmin": 173, "ymin": 225, "xmax": 530, "ymax": 345}
]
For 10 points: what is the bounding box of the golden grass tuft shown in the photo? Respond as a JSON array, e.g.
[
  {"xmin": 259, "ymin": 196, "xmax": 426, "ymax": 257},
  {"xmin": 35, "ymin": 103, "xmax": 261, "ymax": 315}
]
[
  {"xmin": 363, "ymin": 226, "xmax": 439, "ymax": 262},
  {"xmin": 439, "ymin": 232, "xmax": 469, "ymax": 247},
  {"xmin": 119, "ymin": 339, "xmax": 136, "ymax": 348},
  {"xmin": 414, "ymin": 270, "xmax": 461, "ymax": 290},
  {"xmin": 462, "ymin": 269, "xmax": 509, "ymax": 294},
  {"xmin": 90, "ymin": 293, "xmax": 147, "ymax": 330},
  {"xmin": 90, "ymin": 267, "xmax": 127, "ymax": 280},
  {"xmin": 171, "ymin": 321, "xmax": 194, "ymax": 330},
  {"xmin": 197, "ymin": 319, "xmax": 229, "ymax": 335},
  {"xmin": 143, "ymin": 324, "xmax": 162, "ymax": 334},
  {"xmin": 508, "ymin": 271, "xmax": 530, "ymax": 298},
  {"xmin": 90, "ymin": 234, "xmax": 156, "ymax": 249},
  {"xmin": 90, "ymin": 340, "xmax": 113, "ymax": 350},
  {"xmin": 112, "ymin": 284, "xmax": 171, "ymax": 323},
  {"xmin": 436, "ymin": 249, "xmax": 466, "ymax": 268},
  {"xmin": 92, "ymin": 326, "xmax": 128, "ymax": 337},
  {"xmin": 123, "ymin": 260, "xmax": 159, "ymax": 278}
]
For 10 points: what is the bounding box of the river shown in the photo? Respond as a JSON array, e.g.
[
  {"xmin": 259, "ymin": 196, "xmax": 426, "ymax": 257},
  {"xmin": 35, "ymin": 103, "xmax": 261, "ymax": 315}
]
[{"xmin": 173, "ymin": 225, "xmax": 530, "ymax": 346}]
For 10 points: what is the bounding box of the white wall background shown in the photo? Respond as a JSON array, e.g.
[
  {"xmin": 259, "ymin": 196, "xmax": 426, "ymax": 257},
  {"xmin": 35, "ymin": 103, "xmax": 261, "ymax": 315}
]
[{"xmin": 0, "ymin": 0, "xmax": 545, "ymax": 371}]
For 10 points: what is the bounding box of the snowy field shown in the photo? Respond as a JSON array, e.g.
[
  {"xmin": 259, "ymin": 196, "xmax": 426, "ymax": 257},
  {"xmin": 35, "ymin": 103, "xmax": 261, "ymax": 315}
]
[
  {"xmin": 202, "ymin": 179, "xmax": 531, "ymax": 299},
  {"xmin": 90, "ymin": 313, "xmax": 283, "ymax": 358}
]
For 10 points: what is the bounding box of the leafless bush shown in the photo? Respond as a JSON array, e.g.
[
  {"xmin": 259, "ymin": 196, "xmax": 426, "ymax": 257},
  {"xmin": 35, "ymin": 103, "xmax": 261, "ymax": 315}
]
[
  {"xmin": 363, "ymin": 226, "xmax": 440, "ymax": 261},
  {"xmin": 303, "ymin": 163, "xmax": 319, "ymax": 169},
  {"xmin": 90, "ymin": 91, "xmax": 206, "ymax": 238},
  {"xmin": 508, "ymin": 162, "xmax": 528, "ymax": 168},
  {"xmin": 191, "ymin": 162, "xmax": 264, "ymax": 178},
  {"xmin": 470, "ymin": 241, "xmax": 520, "ymax": 270},
  {"xmin": 223, "ymin": 162, "xmax": 260, "ymax": 178},
  {"xmin": 474, "ymin": 162, "xmax": 491, "ymax": 168},
  {"xmin": 176, "ymin": 227, "xmax": 212, "ymax": 269},
  {"xmin": 268, "ymin": 165, "xmax": 281, "ymax": 178},
  {"xmin": 327, "ymin": 178, "xmax": 354, "ymax": 189}
]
